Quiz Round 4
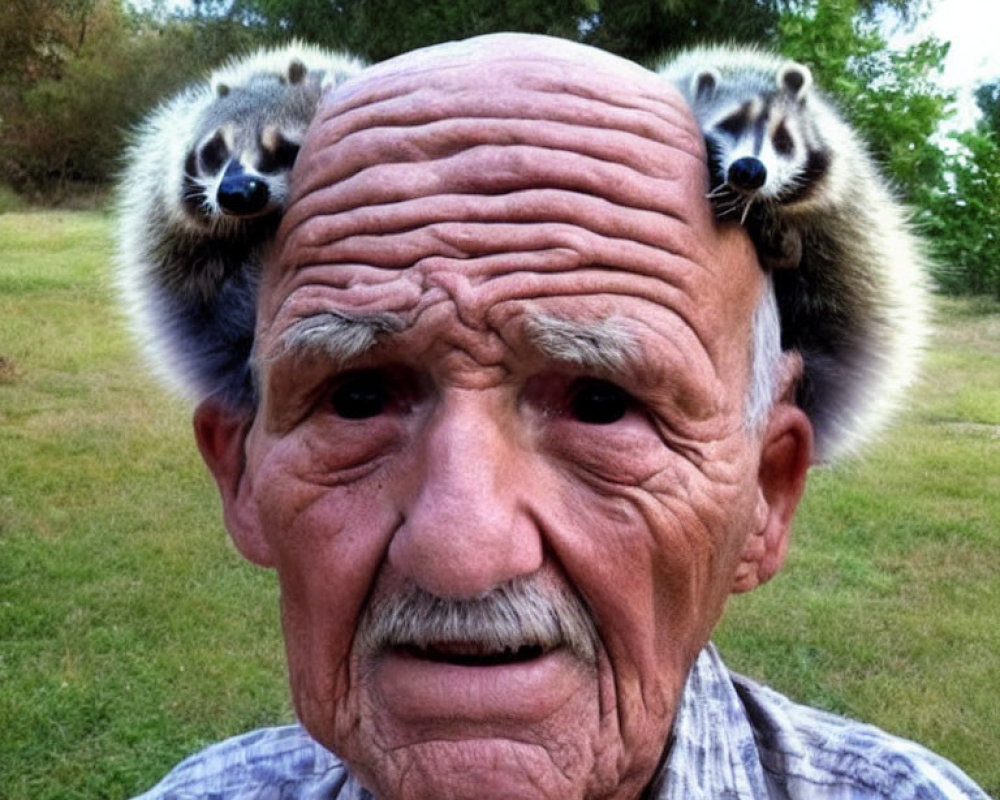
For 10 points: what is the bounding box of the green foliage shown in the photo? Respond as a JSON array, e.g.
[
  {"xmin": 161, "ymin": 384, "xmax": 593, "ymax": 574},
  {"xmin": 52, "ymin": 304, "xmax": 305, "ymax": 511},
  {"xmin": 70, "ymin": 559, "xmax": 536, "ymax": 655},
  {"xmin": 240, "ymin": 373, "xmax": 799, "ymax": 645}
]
[
  {"xmin": 211, "ymin": 0, "xmax": 781, "ymax": 65},
  {"xmin": 0, "ymin": 184, "xmax": 27, "ymax": 213},
  {"xmin": 775, "ymin": 0, "xmax": 1000, "ymax": 298},
  {"xmin": 973, "ymin": 80, "xmax": 1000, "ymax": 136},
  {"xmin": 215, "ymin": 0, "xmax": 915, "ymax": 65},
  {"xmin": 931, "ymin": 78, "xmax": 1000, "ymax": 298},
  {"xmin": 924, "ymin": 128, "xmax": 1000, "ymax": 298},
  {"xmin": 920, "ymin": 75, "xmax": 1000, "ymax": 299},
  {"xmin": 0, "ymin": 0, "xmax": 255, "ymax": 196},
  {"xmin": 223, "ymin": 0, "xmax": 594, "ymax": 63},
  {"xmin": 779, "ymin": 0, "xmax": 953, "ymax": 208},
  {"xmin": 581, "ymin": 0, "xmax": 781, "ymax": 65}
]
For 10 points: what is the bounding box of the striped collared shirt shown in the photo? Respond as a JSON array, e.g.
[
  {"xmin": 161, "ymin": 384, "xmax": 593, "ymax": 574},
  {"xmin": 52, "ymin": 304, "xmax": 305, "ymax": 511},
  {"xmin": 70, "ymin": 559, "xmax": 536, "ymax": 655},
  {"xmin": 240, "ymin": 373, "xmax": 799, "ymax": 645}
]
[{"xmin": 133, "ymin": 644, "xmax": 990, "ymax": 799}]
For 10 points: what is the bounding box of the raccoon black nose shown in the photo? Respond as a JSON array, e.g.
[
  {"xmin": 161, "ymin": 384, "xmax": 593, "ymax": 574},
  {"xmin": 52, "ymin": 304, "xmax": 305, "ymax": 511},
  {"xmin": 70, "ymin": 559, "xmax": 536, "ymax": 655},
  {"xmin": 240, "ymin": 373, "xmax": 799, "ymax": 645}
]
[
  {"xmin": 728, "ymin": 157, "xmax": 767, "ymax": 192},
  {"xmin": 217, "ymin": 162, "xmax": 270, "ymax": 216}
]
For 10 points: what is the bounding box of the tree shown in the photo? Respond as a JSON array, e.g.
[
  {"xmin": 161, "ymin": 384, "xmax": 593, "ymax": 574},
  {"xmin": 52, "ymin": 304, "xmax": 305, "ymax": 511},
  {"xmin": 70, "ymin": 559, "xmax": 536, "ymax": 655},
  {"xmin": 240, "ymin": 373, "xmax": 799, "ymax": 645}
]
[
  {"xmin": 217, "ymin": 0, "xmax": 595, "ymax": 63},
  {"xmin": 210, "ymin": 0, "xmax": 922, "ymax": 65},
  {"xmin": 778, "ymin": 0, "xmax": 952, "ymax": 208},
  {"xmin": 924, "ymin": 90, "xmax": 1000, "ymax": 297},
  {"xmin": 974, "ymin": 80, "xmax": 1000, "ymax": 137},
  {"xmin": 581, "ymin": 0, "xmax": 781, "ymax": 65},
  {"xmin": 0, "ymin": 0, "xmax": 255, "ymax": 195}
]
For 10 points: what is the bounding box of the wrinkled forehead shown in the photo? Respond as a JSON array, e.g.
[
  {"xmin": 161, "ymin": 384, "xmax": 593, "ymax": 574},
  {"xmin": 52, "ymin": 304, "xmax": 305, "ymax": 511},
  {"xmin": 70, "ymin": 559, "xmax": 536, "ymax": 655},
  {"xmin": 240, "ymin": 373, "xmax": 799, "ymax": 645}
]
[{"xmin": 260, "ymin": 33, "xmax": 760, "ymax": 360}]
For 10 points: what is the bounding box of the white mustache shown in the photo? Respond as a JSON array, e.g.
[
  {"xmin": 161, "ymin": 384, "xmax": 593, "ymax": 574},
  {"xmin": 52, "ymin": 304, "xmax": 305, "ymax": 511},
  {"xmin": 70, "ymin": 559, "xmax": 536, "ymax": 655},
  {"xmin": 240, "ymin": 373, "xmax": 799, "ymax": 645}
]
[{"xmin": 356, "ymin": 577, "xmax": 599, "ymax": 664}]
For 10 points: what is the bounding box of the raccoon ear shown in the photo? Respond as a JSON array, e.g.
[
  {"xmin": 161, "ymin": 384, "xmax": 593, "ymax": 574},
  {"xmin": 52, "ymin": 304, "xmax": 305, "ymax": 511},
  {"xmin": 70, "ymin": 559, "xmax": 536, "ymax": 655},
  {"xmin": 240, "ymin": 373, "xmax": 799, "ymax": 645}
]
[
  {"xmin": 287, "ymin": 59, "xmax": 308, "ymax": 85},
  {"xmin": 216, "ymin": 82, "xmax": 231, "ymax": 98},
  {"xmin": 778, "ymin": 63, "xmax": 812, "ymax": 102},
  {"xmin": 692, "ymin": 68, "xmax": 721, "ymax": 102}
]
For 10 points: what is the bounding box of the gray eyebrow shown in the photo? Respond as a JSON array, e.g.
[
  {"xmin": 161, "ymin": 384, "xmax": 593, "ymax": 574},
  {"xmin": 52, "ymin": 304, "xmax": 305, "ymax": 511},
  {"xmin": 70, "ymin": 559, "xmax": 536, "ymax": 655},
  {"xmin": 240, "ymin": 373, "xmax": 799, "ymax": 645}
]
[
  {"xmin": 274, "ymin": 311, "xmax": 407, "ymax": 364},
  {"xmin": 524, "ymin": 313, "xmax": 641, "ymax": 372},
  {"xmin": 262, "ymin": 310, "xmax": 638, "ymax": 375}
]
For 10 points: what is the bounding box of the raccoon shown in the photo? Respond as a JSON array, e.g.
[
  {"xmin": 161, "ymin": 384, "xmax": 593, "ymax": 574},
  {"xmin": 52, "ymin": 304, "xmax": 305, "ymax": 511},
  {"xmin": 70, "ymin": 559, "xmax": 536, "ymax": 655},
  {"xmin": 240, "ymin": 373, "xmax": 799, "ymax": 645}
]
[
  {"xmin": 658, "ymin": 45, "xmax": 930, "ymax": 460},
  {"xmin": 115, "ymin": 42, "xmax": 364, "ymax": 409}
]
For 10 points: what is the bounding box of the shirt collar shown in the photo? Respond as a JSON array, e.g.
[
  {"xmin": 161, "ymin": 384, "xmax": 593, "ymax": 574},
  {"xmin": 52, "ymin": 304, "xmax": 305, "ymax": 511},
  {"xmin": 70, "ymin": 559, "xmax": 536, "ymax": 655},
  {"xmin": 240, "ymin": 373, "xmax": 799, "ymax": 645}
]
[{"xmin": 647, "ymin": 643, "xmax": 770, "ymax": 800}]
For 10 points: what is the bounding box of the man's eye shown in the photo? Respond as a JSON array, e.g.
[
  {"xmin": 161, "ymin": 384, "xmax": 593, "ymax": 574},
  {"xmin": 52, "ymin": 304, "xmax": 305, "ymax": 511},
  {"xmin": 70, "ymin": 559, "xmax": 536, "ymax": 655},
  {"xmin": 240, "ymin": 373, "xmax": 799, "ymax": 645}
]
[
  {"xmin": 330, "ymin": 371, "xmax": 388, "ymax": 419},
  {"xmin": 569, "ymin": 378, "xmax": 630, "ymax": 425}
]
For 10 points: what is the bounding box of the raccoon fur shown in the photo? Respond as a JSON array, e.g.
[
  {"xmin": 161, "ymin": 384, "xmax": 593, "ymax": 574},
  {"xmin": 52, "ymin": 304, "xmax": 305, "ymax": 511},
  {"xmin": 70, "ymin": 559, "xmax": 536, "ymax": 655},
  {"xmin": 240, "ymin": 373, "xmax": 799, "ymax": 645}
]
[
  {"xmin": 115, "ymin": 42, "xmax": 364, "ymax": 409},
  {"xmin": 658, "ymin": 45, "xmax": 931, "ymax": 461}
]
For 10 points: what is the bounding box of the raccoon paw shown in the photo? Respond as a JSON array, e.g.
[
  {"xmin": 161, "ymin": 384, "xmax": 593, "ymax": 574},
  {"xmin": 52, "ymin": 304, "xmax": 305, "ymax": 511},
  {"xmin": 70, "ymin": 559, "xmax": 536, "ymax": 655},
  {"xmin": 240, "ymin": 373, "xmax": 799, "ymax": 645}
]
[{"xmin": 757, "ymin": 224, "xmax": 803, "ymax": 271}]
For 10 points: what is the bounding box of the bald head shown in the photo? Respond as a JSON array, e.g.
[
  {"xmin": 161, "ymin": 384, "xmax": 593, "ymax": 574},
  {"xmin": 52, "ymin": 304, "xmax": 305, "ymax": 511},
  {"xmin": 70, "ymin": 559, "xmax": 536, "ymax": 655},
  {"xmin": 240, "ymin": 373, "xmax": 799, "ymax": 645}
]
[{"xmin": 262, "ymin": 33, "xmax": 759, "ymax": 338}]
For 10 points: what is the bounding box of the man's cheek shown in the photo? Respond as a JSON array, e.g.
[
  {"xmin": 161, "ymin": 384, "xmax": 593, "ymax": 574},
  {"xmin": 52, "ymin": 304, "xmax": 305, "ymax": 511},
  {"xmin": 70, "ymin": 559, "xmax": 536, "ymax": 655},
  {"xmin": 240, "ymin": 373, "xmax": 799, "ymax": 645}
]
[
  {"xmin": 547, "ymin": 477, "xmax": 737, "ymax": 691},
  {"xmin": 250, "ymin": 432, "xmax": 383, "ymax": 543},
  {"xmin": 248, "ymin": 446, "xmax": 393, "ymax": 651},
  {"xmin": 255, "ymin": 481, "xmax": 394, "ymax": 746}
]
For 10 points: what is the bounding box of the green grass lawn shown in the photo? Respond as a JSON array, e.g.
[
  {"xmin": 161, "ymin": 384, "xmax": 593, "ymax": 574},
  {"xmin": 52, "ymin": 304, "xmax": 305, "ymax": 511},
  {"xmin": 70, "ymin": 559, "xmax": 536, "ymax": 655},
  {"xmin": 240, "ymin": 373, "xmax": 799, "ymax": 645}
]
[{"xmin": 1, "ymin": 210, "xmax": 998, "ymax": 798}]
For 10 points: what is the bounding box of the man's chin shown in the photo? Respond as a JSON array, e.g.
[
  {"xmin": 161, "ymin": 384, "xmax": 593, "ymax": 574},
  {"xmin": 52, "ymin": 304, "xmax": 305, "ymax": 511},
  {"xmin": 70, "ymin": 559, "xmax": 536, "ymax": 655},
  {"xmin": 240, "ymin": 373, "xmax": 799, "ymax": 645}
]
[
  {"xmin": 349, "ymin": 737, "xmax": 586, "ymax": 800},
  {"xmin": 331, "ymin": 647, "xmax": 619, "ymax": 800}
]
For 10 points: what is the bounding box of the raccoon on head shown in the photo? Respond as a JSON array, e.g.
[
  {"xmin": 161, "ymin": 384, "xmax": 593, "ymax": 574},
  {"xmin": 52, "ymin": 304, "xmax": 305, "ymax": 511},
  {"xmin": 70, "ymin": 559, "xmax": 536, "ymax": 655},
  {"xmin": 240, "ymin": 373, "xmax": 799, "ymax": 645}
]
[
  {"xmin": 660, "ymin": 46, "xmax": 834, "ymax": 271},
  {"xmin": 657, "ymin": 45, "xmax": 931, "ymax": 461},
  {"xmin": 115, "ymin": 42, "xmax": 365, "ymax": 411}
]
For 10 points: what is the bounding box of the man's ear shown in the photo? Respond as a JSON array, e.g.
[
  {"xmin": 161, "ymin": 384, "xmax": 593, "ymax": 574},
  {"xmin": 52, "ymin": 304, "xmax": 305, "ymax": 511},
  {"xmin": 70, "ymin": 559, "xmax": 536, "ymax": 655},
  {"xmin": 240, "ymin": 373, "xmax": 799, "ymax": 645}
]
[
  {"xmin": 731, "ymin": 359, "xmax": 814, "ymax": 594},
  {"xmin": 193, "ymin": 400, "xmax": 276, "ymax": 567}
]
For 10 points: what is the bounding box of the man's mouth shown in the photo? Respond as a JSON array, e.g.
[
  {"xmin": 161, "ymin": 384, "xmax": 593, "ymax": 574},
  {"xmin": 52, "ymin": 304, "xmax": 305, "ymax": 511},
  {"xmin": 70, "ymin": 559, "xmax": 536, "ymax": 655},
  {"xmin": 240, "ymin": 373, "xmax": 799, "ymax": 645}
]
[
  {"xmin": 400, "ymin": 641, "xmax": 548, "ymax": 667},
  {"xmin": 372, "ymin": 637, "xmax": 588, "ymax": 724}
]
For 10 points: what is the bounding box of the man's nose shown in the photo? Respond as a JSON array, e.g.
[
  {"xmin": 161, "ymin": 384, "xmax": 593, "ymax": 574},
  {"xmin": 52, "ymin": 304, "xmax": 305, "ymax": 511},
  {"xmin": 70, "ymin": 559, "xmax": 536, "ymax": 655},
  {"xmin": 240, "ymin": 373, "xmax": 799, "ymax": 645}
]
[{"xmin": 388, "ymin": 393, "xmax": 543, "ymax": 598}]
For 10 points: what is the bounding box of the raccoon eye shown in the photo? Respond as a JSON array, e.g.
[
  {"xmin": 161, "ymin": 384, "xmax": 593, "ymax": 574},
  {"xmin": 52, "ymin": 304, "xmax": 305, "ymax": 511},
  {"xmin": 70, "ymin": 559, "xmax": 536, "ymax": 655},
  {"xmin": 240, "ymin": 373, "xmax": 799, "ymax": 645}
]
[
  {"xmin": 258, "ymin": 136, "xmax": 301, "ymax": 174},
  {"xmin": 199, "ymin": 132, "xmax": 229, "ymax": 175},
  {"xmin": 718, "ymin": 107, "xmax": 750, "ymax": 138},
  {"xmin": 773, "ymin": 122, "xmax": 794, "ymax": 156}
]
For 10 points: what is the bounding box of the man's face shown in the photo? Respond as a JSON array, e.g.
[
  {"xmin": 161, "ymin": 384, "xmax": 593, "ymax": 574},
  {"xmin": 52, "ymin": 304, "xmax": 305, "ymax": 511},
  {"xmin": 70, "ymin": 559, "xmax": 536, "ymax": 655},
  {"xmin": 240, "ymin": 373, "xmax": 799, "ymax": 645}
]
[{"xmin": 198, "ymin": 36, "xmax": 810, "ymax": 800}]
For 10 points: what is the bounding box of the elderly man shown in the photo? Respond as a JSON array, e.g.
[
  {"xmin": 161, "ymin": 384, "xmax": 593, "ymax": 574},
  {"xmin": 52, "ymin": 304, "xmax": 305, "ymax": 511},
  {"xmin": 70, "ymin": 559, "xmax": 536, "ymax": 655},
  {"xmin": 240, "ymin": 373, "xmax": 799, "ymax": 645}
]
[{"xmin": 136, "ymin": 34, "xmax": 988, "ymax": 800}]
